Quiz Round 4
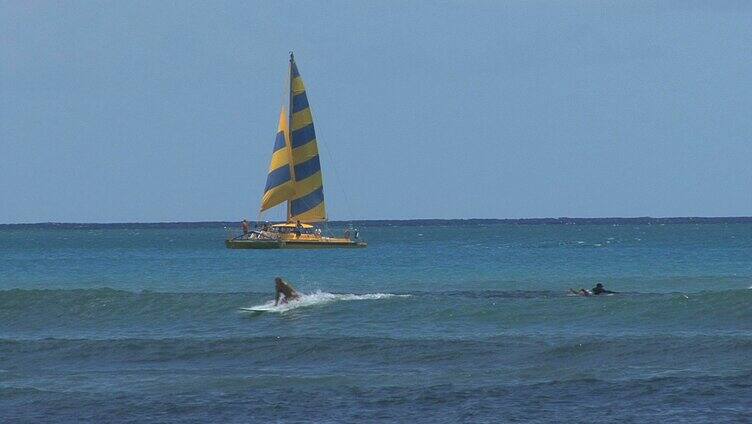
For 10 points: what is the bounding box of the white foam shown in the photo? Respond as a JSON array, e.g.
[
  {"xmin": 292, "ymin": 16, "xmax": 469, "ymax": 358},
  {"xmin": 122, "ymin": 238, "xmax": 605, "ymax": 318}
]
[{"xmin": 241, "ymin": 290, "xmax": 409, "ymax": 313}]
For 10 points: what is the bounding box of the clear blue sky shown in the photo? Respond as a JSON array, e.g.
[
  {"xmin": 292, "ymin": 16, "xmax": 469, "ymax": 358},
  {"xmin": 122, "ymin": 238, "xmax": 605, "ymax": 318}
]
[{"xmin": 2, "ymin": 1, "xmax": 751, "ymax": 223}]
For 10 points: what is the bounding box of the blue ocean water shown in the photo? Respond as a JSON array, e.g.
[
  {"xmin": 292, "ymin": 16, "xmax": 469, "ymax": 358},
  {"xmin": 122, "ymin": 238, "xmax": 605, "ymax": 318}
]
[{"xmin": 1, "ymin": 221, "xmax": 751, "ymax": 423}]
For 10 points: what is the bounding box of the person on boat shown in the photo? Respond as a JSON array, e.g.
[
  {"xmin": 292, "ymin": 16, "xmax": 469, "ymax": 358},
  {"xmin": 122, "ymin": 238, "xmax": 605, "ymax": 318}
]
[
  {"xmin": 592, "ymin": 283, "xmax": 616, "ymax": 295},
  {"xmin": 569, "ymin": 288, "xmax": 591, "ymax": 297},
  {"xmin": 295, "ymin": 220, "xmax": 303, "ymax": 238},
  {"xmin": 241, "ymin": 219, "xmax": 250, "ymax": 237},
  {"xmin": 274, "ymin": 277, "xmax": 300, "ymax": 305}
]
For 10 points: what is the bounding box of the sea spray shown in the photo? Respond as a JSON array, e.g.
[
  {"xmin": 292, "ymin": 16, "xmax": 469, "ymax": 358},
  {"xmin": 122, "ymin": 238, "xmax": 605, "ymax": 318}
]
[{"xmin": 241, "ymin": 290, "xmax": 411, "ymax": 313}]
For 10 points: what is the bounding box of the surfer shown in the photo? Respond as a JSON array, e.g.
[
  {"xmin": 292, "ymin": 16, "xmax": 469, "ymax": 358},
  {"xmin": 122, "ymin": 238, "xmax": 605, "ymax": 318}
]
[
  {"xmin": 592, "ymin": 283, "xmax": 616, "ymax": 295},
  {"xmin": 274, "ymin": 277, "xmax": 300, "ymax": 305}
]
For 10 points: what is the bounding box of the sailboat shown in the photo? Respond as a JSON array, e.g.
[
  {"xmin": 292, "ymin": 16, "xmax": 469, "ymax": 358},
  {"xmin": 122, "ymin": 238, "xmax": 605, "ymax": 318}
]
[{"xmin": 225, "ymin": 53, "xmax": 366, "ymax": 249}]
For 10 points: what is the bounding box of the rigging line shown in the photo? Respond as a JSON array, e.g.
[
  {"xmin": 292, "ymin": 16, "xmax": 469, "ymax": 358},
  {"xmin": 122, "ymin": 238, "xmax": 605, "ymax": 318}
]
[
  {"xmin": 292, "ymin": 56, "xmax": 354, "ymax": 229},
  {"xmin": 317, "ymin": 120, "xmax": 355, "ymax": 224}
]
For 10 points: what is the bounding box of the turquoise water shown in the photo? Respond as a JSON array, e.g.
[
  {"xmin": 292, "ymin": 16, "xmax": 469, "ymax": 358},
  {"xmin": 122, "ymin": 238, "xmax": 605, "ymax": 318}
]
[{"xmin": 1, "ymin": 222, "xmax": 751, "ymax": 422}]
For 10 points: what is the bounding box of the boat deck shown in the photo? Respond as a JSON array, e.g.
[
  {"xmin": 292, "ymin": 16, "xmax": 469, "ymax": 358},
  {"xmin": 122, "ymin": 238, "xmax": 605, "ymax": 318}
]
[{"xmin": 225, "ymin": 236, "xmax": 367, "ymax": 249}]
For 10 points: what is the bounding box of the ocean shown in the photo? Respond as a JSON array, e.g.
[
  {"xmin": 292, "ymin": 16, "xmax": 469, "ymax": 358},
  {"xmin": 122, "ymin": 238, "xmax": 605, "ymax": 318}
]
[{"xmin": 1, "ymin": 220, "xmax": 751, "ymax": 423}]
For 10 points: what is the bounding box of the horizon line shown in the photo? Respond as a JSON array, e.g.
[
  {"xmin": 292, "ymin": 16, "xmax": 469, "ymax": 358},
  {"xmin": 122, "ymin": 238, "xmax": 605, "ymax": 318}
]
[{"xmin": 2, "ymin": 216, "xmax": 752, "ymax": 227}]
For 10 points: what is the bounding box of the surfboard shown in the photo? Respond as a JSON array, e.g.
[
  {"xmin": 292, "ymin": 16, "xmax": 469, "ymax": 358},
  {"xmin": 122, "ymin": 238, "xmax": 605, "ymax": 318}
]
[{"xmin": 239, "ymin": 305, "xmax": 276, "ymax": 313}]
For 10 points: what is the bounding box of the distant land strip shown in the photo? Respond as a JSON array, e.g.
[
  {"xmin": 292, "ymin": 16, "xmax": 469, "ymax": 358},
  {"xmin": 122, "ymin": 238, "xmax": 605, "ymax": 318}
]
[{"xmin": 2, "ymin": 217, "xmax": 752, "ymax": 229}]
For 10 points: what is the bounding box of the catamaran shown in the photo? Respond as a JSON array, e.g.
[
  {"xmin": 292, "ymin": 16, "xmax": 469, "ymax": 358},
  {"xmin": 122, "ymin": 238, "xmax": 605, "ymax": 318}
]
[{"xmin": 226, "ymin": 53, "xmax": 366, "ymax": 249}]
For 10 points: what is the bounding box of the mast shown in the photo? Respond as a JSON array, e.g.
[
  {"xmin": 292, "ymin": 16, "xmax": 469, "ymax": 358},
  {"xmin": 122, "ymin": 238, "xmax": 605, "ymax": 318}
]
[{"xmin": 286, "ymin": 51, "xmax": 296, "ymax": 222}]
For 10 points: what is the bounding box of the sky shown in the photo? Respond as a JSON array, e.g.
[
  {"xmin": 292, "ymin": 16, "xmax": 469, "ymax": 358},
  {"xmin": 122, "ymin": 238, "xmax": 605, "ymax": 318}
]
[{"xmin": 1, "ymin": 1, "xmax": 751, "ymax": 223}]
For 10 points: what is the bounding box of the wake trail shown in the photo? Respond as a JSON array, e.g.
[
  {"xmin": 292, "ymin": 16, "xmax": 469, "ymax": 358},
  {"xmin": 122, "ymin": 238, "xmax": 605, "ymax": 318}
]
[{"xmin": 240, "ymin": 290, "xmax": 410, "ymax": 313}]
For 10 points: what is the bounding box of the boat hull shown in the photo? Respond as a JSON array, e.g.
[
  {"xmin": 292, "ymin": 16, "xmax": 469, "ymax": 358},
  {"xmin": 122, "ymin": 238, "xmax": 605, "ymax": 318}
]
[{"xmin": 225, "ymin": 238, "xmax": 367, "ymax": 249}]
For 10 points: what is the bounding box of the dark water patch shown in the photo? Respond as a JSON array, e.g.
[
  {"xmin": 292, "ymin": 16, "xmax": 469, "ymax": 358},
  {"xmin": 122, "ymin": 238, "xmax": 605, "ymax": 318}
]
[
  {"xmin": 0, "ymin": 288, "xmax": 248, "ymax": 334},
  {"xmin": 3, "ymin": 334, "xmax": 750, "ymax": 382},
  {"xmin": 2, "ymin": 373, "xmax": 751, "ymax": 423}
]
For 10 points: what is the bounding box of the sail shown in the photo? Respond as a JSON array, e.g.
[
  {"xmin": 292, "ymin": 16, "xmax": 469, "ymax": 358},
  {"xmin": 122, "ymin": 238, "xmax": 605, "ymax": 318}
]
[
  {"xmin": 260, "ymin": 108, "xmax": 295, "ymax": 211},
  {"xmin": 287, "ymin": 55, "xmax": 327, "ymax": 222}
]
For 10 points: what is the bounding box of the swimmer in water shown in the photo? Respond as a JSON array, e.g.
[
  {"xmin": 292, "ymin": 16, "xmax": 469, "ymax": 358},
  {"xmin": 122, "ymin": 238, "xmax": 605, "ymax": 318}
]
[
  {"xmin": 274, "ymin": 277, "xmax": 300, "ymax": 305},
  {"xmin": 591, "ymin": 283, "xmax": 616, "ymax": 295}
]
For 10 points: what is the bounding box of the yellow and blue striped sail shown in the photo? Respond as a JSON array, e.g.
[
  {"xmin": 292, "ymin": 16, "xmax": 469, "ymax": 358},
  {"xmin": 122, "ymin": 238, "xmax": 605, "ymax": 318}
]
[
  {"xmin": 288, "ymin": 55, "xmax": 326, "ymax": 222},
  {"xmin": 260, "ymin": 108, "xmax": 295, "ymax": 211}
]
